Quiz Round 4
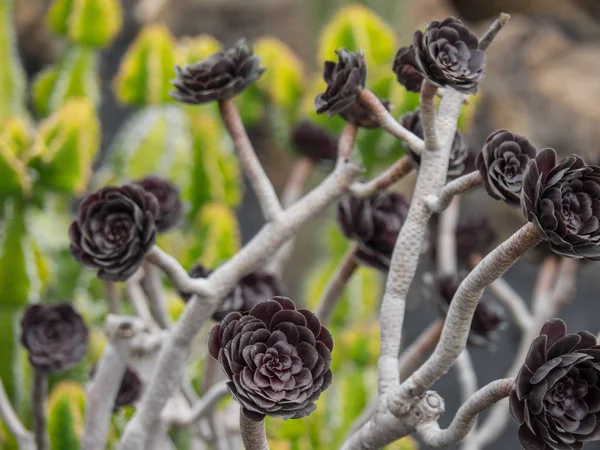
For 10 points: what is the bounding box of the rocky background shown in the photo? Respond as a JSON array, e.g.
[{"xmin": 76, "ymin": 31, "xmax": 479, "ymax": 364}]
[{"xmin": 13, "ymin": 0, "xmax": 600, "ymax": 448}]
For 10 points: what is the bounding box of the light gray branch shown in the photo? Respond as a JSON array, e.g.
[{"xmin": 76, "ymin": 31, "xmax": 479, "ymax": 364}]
[
  {"xmin": 376, "ymin": 87, "xmax": 465, "ymax": 394},
  {"xmin": 0, "ymin": 376, "xmax": 34, "ymax": 450},
  {"xmin": 399, "ymin": 319, "xmax": 444, "ymax": 382},
  {"xmin": 396, "ymin": 223, "xmax": 541, "ymax": 403},
  {"xmin": 315, "ymin": 243, "xmax": 359, "ymax": 325},
  {"xmin": 141, "ymin": 262, "xmax": 172, "ymax": 329},
  {"xmin": 219, "ymin": 99, "xmax": 282, "ymax": 221},
  {"xmin": 118, "ymin": 160, "xmax": 361, "ymax": 450},
  {"xmin": 168, "ymin": 382, "xmax": 230, "ymax": 427},
  {"xmin": 437, "ymin": 196, "xmax": 460, "ymax": 275},
  {"xmin": 125, "ymin": 272, "xmax": 159, "ymax": 330},
  {"xmin": 425, "ymin": 172, "xmax": 483, "ymax": 213},
  {"xmin": 417, "ymin": 378, "xmax": 514, "ymax": 447},
  {"xmin": 478, "ymin": 13, "xmax": 511, "ymax": 51},
  {"xmin": 349, "ymin": 156, "xmax": 413, "ymax": 198},
  {"xmin": 357, "ymin": 89, "xmax": 425, "ymax": 154},
  {"xmin": 240, "ymin": 415, "xmax": 269, "ymax": 450},
  {"xmin": 486, "ymin": 275, "xmax": 533, "ymax": 330}
]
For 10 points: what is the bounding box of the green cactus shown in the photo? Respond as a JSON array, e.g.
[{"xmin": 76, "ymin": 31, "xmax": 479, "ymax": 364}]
[
  {"xmin": 47, "ymin": 382, "xmax": 86, "ymax": 450},
  {"xmin": 32, "ymin": 46, "xmax": 100, "ymax": 117},
  {"xmin": 48, "ymin": 0, "xmax": 123, "ymax": 48},
  {"xmin": 0, "ymin": 0, "xmax": 28, "ymax": 126},
  {"xmin": 114, "ymin": 25, "xmax": 179, "ymax": 106}
]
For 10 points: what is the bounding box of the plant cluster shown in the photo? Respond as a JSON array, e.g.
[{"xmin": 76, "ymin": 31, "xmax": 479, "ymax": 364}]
[{"xmin": 2, "ymin": 2, "xmax": 600, "ymax": 450}]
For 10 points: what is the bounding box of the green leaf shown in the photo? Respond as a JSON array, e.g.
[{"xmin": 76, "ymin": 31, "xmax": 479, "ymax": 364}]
[
  {"xmin": 114, "ymin": 25, "xmax": 179, "ymax": 106},
  {"xmin": 254, "ymin": 38, "xmax": 305, "ymax": 114},
  {"xmin": 32, "ymin": 45, "xmax": 100, "ymax": 117},
  {"xmin": 187, "ymin": 203, "xmax": 241, "ymax": 268},
  {"xmin": 186, "ymin": 111, "xmax": 242, "ymax": 216},
  {"xmin": 178, "ymin": 34, "xmax": 221, "ymax": 64},
  {"xmin": 0, "ymin": 306, "xmax": 24, "ymax": 411},
  {"xmin": 318, "ymin": 5, "xmax": 397, "ymax": 70},
  {"xmin": 108, "ymin": 105, "xmax": 196, "ymax": 192},
  {"xmin": 47, "ymin": 382, "xmax": 86, "ymax": 450},
  {"xmin": 0, "ymin": 0, "xmax": 28, "ymax": 125},
  {"xmin": 34, "ymin": 99, "xmax": 100, "ymax": 195},
  {"xmin": 0, "ymin": 200, "xmax": 40, "ymax": 306},
  {"xmin": 48, "ymin": 0, "xmax": 123, "ymax": 47},
  {"xmin": 0, "ymin": 139, "xmax": 32, "ymax": 198}
]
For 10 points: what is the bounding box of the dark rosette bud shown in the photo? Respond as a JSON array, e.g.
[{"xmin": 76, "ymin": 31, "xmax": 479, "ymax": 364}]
[
  {"xmin": 21, "ymin": 304, "xmax": 89, "ymax": 373},
  {"xmin": 455, "ymin": 217, "xmax": 498, "ymax": 261},
  {"xmin": 171, "ymin": 39, "xmax": 265, "ymax": 105},
  {"xmin": 522, "ymin": 148, "xmax": 600, "ymax": 260},
  {"xmin": 184, "ymin": 265, "xmax": 285, "ymax": 322},
  {"xmin": 69, "ymin": 185, "xmax": 159, "ymax": 281},
  {"xmin": 510, "ymin": 319, "xmax": 600, "ymax": 449},
  {"xmin": 425, "ymin": 273, "xmax": 505, "ymax": 347},
  {"xmin": 413, "ymin": 17, "xmax": 486, "ymax": 94},
  {"xmin": 289, "ymin": 121, "xmax": 338, "ymax": 163},
  {"xmin": 401, "ymin": 110, "xmax": 468, "ymax": 178},
  {"xmin": 134, "ymin": 176, "xmax": 182, "ymax": 232},
  {"xmin": 340, "ymin": 97, "xmax": 391, "ymax": 129},
  {"xmin": 90, "ymin": 365, "xmax": 142, "ymax": 412},
  {"xmin": 337, "ymin": 192, "xmax": 411, "ymax": 271},
  {"xmin": 208, "ymin": 297, "xmax": 333, "ymax": 421},
  {"xmin": 315, "ymin": 49, "xmax": 367, "ymax": 116},
  {"xmin": 476, "ymin": 130, "xmax": 537, "ymax": 206},
  {"xmin": 392, "ymin": 45, "xmax": 424, "ymax": 93}
]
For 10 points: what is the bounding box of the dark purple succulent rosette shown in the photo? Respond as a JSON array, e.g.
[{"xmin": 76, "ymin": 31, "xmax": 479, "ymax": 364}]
[
  {"xmin": 21, "ymin": 304, "xmax": 89, "ymax": 374},
  {"xmin": 69, "ymin": 184, "xmax": 159, "ymax": 281},
  {"xmin": 290, "ymin": 121, "xmax": 338, "ymax": 163},
  {"xmin": 134, "ymin": 176, "xmax": 182, "ymax": 232},
  {"xmin": 314, "ymin": 49, "xmax": 367, "ymax": 116},
  {"xmin": 339, "ymin": 98, "xmax": 391, "ymax": 129},
  {"xmin": 510, "ymin": 319, "xmax": 600, "ymax": 450},
  {"xmin": 522, "ymin": 148, "xmax": 600, "ymax": 260},
  {"xmin": 427, "ymin": 273, "xmax": 505, "ymax": 347},
  {"xmin": 392, "ymin": 45, "xmax": 424, "ymax": 93},
  {"xmin": 476, "ymin": 129, "xmax": 537, "ymax": 206},
  {"xmin": 208, "ymin": 297, "xmax": 333, "ymax": 421},
  {"xmin": 171, "ymin": 39, "xmax": 265, "ymax": 105},
  {"xmin": 413, "ymin": 17, "xmax": 486, "ymax": 94},
  {"xmin": 183, "ymin": 265, "xmax": 285, "ymax": 322},
  {"xmin": 114, "ymin": 367, "xmax": 142, "ymax": 412},
  {"xmin": 337, "ymin": 192, "xmax": 411, "ymax": 271},
  {"xmin": 401, "ymin": 110, "xmax": 468, "ymax": 178}
]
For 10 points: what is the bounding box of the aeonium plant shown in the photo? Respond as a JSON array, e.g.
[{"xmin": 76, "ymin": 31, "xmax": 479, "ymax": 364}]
[{"xmin": 6, "ymin": 9, "xmax": 600, "ymax": 450}]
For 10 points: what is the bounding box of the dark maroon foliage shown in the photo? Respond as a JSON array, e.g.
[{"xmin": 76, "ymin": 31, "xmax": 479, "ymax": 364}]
[
  {"xmin": 134, "ymin": 176, "xmax": 183, "ymax": 232},
  {"xmin": 208, "ymin": 297, "xmax": 333, "ymax": 421},
  {"xmin": 476, "ymin": 129, "xmax": 537, "ymax": 206},
  {"xmin": 171, "ymin": 39, "xmax": 265, "ymax": 104},
  {"xmin": 510, "ymin": 319, "xmax": 600, "ymax": 449},
  {"xmin": 413, "ymin": 17, "xmax": 486, "ymax": 94},
  {"xmin": 392, "ymin": 45, "xmax": 424, "ymax": 93},
  {"xmin": 337, "ymin": 191, "xmax": 411, "ymax": 271},
  {"xmin": 21, "ymin": 304, "xmax": 89, "ymax": 374},
  {"xmin": 522, "ymin": 149, "xmax": 600, "ymax": 260},
  {"xmin": 339, "ymin": 98, "xmax": 391, "ymax": 128},
  {"xmin": 290, "ymin": 121, "xmax": 338, "ymax": 163},
  {"xmin": 69, "ymin": 184, "xmax": 159, "ymax": 281},
  {"xmin": 315, "ymin": 49, "xmax": 367, "ymax": 116}
]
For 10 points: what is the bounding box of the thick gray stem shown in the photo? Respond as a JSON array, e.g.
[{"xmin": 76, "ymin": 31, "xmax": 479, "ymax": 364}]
[
  {"xmin": 240, "ymin": 415, "xmax": 269, "ymax": 450},
  {"xmin": 32, "ymin": 369, "xmax": 48, "ymax": 450}
]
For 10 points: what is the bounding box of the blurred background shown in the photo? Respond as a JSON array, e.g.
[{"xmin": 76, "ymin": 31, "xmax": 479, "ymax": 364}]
[{"xmin": 3, "ymin": 0, "xmax": 600, "ymax": 448}]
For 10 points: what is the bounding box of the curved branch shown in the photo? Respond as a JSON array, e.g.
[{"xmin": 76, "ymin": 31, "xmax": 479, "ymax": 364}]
[
  {"xmin": 168, "ymin": 381, "xmax": 230, "ymax": 427},
  {"xmin": 425, "ymin": 172, "xmax": 483, "ymax": 213},
  {"xmin": 399, "ymin": 319, "xmax": 444, "ymax": 382},
  {"xmin": 478, "ymin": 13, "xmax": 511, "ymax": 51},
  {"xmin": 315, "ymin": 243, "xmax": 359, "ymax": 325},
  {"xmin": 219, "ymin": 99, "xmax": 282, "ymax": 221},
  {"xmin": 397, "ymin": 223, "xmax": 541, "ymax": 402},
  {"xmin": 0, "ymin": 376, "xmax": 34, "ymax": 450},
  {"xmin": 416, "ymin": 378, "xmax": 514, "ymax": 447},
  {"xmin": 349, "ymin": 156, "xmax": 413, "ymax": 198},
  {"xmin": 357, "ymin": 89, "xmax": 425, "ymax": 154}
]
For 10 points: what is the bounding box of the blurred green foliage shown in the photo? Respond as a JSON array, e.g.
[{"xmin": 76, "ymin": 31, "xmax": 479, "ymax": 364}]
[{"xmin": 0, "ymin": 0, "xmax": 477, "ymax": 447}]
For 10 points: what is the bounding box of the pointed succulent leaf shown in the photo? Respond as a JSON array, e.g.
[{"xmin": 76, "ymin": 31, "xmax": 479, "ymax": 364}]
[
  {"xmin": 32, "ymin": 46, "xmax": 100, "ymax": 117},
  {"xmin": 47, "ymin": 382, "xmax": 86, "ymax": 450},
  {"xmin": 254, "ymin": 37, "xmax": 305, "ymax": 113},
  {"xmin": 34, "ymin": 99, "xmax": 100, "ymax": 195},
  {"xmin": 318, "ymin": 5, "xmax": 397, "ymax": 69},
  {"xmin": 48, "ymin": 0, "xmax": 123, "ymax": 48},
  {"xmin": 0, "ymin": 0, "xmax": 28, "ymax": 125},
  {"xmin": 114, "ymin": 25, "xmax": 179, "ymax": 106}
]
